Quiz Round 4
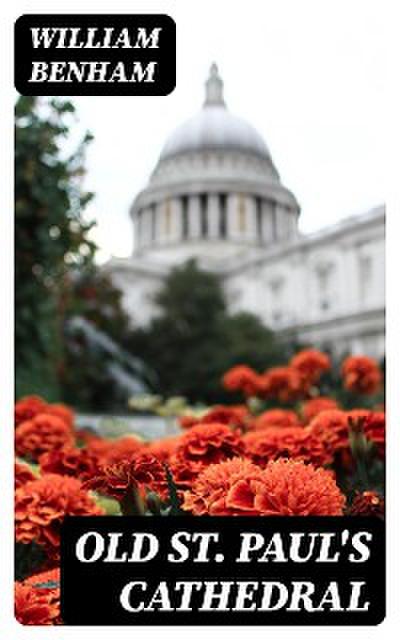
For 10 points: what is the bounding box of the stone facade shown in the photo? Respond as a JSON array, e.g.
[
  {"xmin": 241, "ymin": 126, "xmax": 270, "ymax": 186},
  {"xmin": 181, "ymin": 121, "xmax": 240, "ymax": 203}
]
[{"xmin": 106, "ymin": 65, "xmax": 385, "ymax": 358}]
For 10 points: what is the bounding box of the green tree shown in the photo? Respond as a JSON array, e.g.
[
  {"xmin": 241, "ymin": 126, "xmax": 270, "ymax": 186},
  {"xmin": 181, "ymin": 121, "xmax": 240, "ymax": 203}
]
[
  {"xmin": 128, "ymin": 260, "xmax": 286, "ymax": 405},
  {"xmin": 65, "ymin": 267, "xmax": 130, "ymax": 341},
  {"xmin": 223, "ymin": 311, "xmax": 283, "ymax": 373},
  {"xmin": 15, "ymin": 96, "xmax": 95, "ymax": 399}
]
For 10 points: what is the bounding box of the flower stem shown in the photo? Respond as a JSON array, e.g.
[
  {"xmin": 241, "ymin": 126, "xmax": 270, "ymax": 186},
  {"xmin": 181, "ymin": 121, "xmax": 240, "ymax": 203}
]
[{"xmin": 120, "ymin": 488, "xmax": 145, "ymax": 516}]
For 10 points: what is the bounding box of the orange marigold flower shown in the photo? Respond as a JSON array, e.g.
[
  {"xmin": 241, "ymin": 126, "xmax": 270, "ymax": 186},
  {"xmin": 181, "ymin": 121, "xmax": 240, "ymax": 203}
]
[
  {"xmin": 23, "ymin": 567, "xmax": 61, "ymax": 623},
  {"xmin": 179, "ymin": 415, "xmax": 200, "ymax": 429},
  {"xmin": 44, "ymin": 403, "xmax": 75, "ymax": 429},
  {"xmin": 84, "ymin": 435, "xmax": 114, "ymax": 459},
  {"xmin": 290, "ymin": 349, "xmax": 331, "ymax": 384},
  {"xmin": 243, "ymin": 426, "xmax": 332, "ymax": 467},
  {"xmin": 362, "ymin": 411, "xmax": 385, "ymax": 458},
  {"xmin": 349, "ymin": 491, "xmax": 384, "ymax": 518},
  {"xmin": 85, "ymin": 435, "xmax": 143, "ymax": 465},
  {"xmin": 250, "ymin": 409, "xmax": 300, "ymax": 431},
  {"xmin": 182, "ymin": 457, "xmax": 266, "ymax": 516},
  {"xmin": 254, "ymin": 459, "xmax": 345, "ymax": 515},
  {"xmin": 301, "ymin": 397, "xmax": 339, "ymax": 423},
  {"xmin": 222, "ymin": 365, "xmax": 261, "ymax": 397},
  {"xmin": 308, "ymin": 409, "xmax": 350, "ymax": 454},
  {"xmin": 15, "ymin": 414, "xmax": 75, "ymax": 461},
  {"xmin": 15, "ymin": 474, "xmax": 103, "ymax": 560},
  {"xmin": 103, "ymin": 436, "xmax": 144, "ymax": 465},
  {"xmin": 259, "ymin": 366, "xmax": 307, "ymax": 403},
  {"xmin": 182, "ymin": 457, "xmax": 345, "ymax": 516},
  {"xmin": 39, "ymin": 446, "xmax": 100, "ymax": 482},
  {"xmin": 18, "ymin": 568, "xmax": 60, "ymax": 626},
  {"xmin": 168, "ymin": 456, "xmax": 199, "ymax": 491},
  {"xmin": 83, "ymin": 453, "xmax": 167, "ymax": 501},
  {"xmin": 342, "ymin": 355, "xmax": 382, "ymax": 395},
  {"xmin": 15, "ymin": 461, "xmax": 36, "ymax": 488},
  {"xmin": 180, "ymin": 405, "xmax": 249, "ymax": 430},
  {"xmin": 174, "ymin": 423, "xmax": 244, "ymax": 472},
  {"xmin": 201, "ymin": 405, "xmax": 249, "ymax": 428},
  {"xmin": 146, "ymin": 435, "xmax": 181, "ymax": 462},
  {"xmin": 15, "ymin": 581, "xmax": 60, "ymax": 626},
  {"xmin": 75, "ymin": 428, "xmax": 99, "ymax": 445},
  {"xmin": 15, "ymin": 395, "xmax": 47, "ymax": 427}
]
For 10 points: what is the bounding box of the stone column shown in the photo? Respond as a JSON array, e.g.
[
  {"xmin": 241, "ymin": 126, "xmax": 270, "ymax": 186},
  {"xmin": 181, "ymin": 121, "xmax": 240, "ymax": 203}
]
[
  {"xmin": 284, "ymin": 209, "xmax": 294, "ymax": 239},
  {"xmin": 262, "ymin": 200, "xmax": 274, "ymax": 244},
  {"xmin": 188, "ymin": 194, "xmax": 201, "ymax": 239},
  {"xmin": 246, "ymin": 195, "xmax": 257, "ymax": 241},
  {"xmin": 170, "ymin": 197, "xmax": 183, "ymax": 242},
  {"xmin": 149, "ymin": 205, "xmax": 156, "ymax": 244},
  {"xmin": 229, "ymin": 193, "xmax": 246, "ymax": 240},
  {"xmin": 287, "ymin": 209, "xmax": 299, "ymax": 238},
  {"xmin": 207, "ymin": 194, "xmax": 220, "ymax": 239},
  {"xmin": 281, "ymin": 208, "xmax": 298, "ymax": 240},
  {"xmin": 274, "ymin": 204, "xmax": 287, "ymax": 240},
  {"xmin": 154, "ymin": 202, "xmax": 163, "ymax": 244},
  {"xmin": 226, "ymin": 193, "xmax": 238, "ymax": 238},
  {"xmin": 157, "ymin": 200, "xmax": 170, "ymax": 245},
  {"xmin": 228, "ymin": 193, "xmax": 253, "ymax": 241}
]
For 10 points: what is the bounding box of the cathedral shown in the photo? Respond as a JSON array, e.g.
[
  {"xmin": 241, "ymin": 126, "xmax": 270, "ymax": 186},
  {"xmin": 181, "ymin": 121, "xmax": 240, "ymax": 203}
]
[{"xmin": 106, "ymin": 64, "xmax": 385, "ymax": 358}]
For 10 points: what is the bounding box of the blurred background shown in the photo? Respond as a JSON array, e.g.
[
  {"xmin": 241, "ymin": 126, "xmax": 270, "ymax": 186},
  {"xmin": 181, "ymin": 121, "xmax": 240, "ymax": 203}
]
[{"xmin": 15, "ymin": 2, "xmax": 385, "ymax": 418}]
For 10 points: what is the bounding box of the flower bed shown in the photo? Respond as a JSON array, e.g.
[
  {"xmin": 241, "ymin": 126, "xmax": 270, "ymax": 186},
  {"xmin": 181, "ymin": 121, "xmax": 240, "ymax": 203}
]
[{"xmin": 14, "ymin": 350, "xmax": 385, "ymax": 624}]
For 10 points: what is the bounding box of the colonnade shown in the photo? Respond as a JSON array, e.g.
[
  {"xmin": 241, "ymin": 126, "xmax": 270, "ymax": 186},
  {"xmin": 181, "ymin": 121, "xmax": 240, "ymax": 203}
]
[{"xmin": 134, "ymin": 192, "xmax": 297, "ymax": 250}]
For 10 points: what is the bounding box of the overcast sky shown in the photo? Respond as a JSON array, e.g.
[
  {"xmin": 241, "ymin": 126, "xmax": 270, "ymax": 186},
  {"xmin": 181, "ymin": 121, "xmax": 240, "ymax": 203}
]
[{"xmin": 67, "ymin": 0, "xmax": 385, "ymax": 262}]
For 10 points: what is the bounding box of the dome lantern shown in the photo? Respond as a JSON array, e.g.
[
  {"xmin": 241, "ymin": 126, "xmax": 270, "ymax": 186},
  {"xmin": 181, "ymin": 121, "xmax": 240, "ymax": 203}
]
[
  {"xmin": 204, "ymin": 63, "xmax": 225, "ymax": 107},
  {"xmin": 158, "ymin": 63, "xmax": 272, "ymax": 161}
]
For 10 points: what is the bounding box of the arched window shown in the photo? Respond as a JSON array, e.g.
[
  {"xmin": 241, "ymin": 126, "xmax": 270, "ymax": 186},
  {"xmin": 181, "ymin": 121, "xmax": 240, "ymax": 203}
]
[
  {"xmin": 269, "ymin": 276, "xmax": 285, "ymax": 327},
  {"xmin": 219, "ymin": 194, "xmax": 227, "ymax": 237},
  {"xmin": 316, "ymin": 263, "xmax": 334, "ymax": 312},
  {"xmin": 238, "ymin": 194, "xmax": 247, "ymax": 232}
]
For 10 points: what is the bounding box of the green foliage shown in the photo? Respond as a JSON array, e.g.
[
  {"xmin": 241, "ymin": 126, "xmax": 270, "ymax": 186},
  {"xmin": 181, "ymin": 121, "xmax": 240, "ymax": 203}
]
[
  {"xmin": 222, "ymin": 311, "xmax": 283, "ymax": 372},
  {"xmin": 15, "ymin": 542, "xmax": 47, "ymax": 582},
  {"xmin": 15, "ymin": 96, "xmax": 96, "ymax": 399},
  {"xmin": 154, "ymin": 258, "xmax": 226, "ymax": 329},
  {"xmin": 16, "ymin": 347, "xmax": 61, "ymax": 401},
  {"xmin": 164, "ymin": 466, "xmax": 185, "ymax": 516},
  {"xmin": 127, "ymin": 260, "xmax": 287, "ymax": 404},
  {"xmin": 96, "ymin": 495, "xmax": 121, "ymax": 516},
  {"xmin": 65, "ymin": 267, "xmax": 130, "ymax": 339}
]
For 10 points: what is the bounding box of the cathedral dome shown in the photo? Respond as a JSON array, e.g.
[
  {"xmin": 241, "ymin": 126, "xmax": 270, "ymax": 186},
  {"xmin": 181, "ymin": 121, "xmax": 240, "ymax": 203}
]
[
  {"xmin": 160, "ymin": 64, "xmax": 270, "ymax": 161},
  {"xmin": 130, "ymin": 63, "xmax": 300, "ymax": 259}
]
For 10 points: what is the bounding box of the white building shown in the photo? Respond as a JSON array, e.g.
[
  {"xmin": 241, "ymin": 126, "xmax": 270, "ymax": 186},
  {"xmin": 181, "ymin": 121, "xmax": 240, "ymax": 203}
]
[{"xmin": 107, "ymin": 64, "xmax": 385, "ymax": 358}]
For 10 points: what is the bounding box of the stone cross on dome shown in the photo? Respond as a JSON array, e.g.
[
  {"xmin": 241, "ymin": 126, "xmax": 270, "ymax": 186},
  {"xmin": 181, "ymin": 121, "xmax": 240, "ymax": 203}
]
[{"xmin": 204, "ymin": 63, "xmax": 226, "ymax": 107}]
